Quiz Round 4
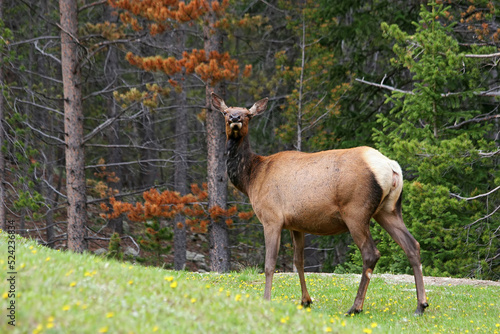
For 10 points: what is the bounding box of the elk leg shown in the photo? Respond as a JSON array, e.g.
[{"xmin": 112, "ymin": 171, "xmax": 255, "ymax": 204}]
[
  {"xmin": 374, "ymin": 211, "xmax": 428, "ymax": 315},
  {"xmin": 292, "ymin": 230, "xmax": 312, "ymax": 307},
  {"xmin": 263, "ymin": 225, "xmax": 282, "ymax": 301},
  {"xmin": 346, "ymin": 221, "xmax": 380, "ymax": 315}
]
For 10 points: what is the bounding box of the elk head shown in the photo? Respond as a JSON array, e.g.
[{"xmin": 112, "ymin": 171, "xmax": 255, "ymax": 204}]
[{"xmin": 211, "ymin": 93, "xmax": 269, "ymax": 140}]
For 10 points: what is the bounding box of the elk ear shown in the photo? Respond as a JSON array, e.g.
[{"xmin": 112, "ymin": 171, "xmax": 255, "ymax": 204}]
[
  {"xmin": 249, "ymin": 97, "xmax": 269, "ymax": 117},
  {"xmin": 211, "ymin": 92, "xmax": 229, "ymax": 114}
]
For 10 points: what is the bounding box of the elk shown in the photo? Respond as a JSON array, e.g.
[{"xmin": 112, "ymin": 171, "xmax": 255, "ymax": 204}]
[{"xmin": 211, "ymin": 93, "xmax": 429, "ymax": 316}]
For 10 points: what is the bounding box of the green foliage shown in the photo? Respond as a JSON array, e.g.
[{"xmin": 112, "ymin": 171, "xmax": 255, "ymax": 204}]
[
  {"xmin": 107, "ymin": 232, "xmax": 123, "ymax": 261},
  {"xmin": 369, "ymin": 2, "xmax": 499, "ymax": 279},
  {"xmin": 138, "ymin": 219, "xmax": 173, "ymax": 266},
  {"xmin": 272, "ymin": 1, "xmax": 349, "ymax": 151}
]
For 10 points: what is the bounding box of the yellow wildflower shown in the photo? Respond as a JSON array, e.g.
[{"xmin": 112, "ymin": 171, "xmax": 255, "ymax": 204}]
[
  {"xmin": 32, "ymin": 323, "xmax": 43, "ymax": 334},
  {"xmin": 99, "ymin": 326, "xmax": 108, "ymax": 333},
  {"xmin": 62, "ymin": 305, "xmax": 70, "ymax": 311},
  {"xmin": 69, "ymin": 282, "xmax": 76, "ymax": 287},
  {"xmin": 164, "ymin": 276, "xmax": 174, "ymax": 282},
  {"xmin": 106, "ymin": 312, "xmax": 114, "ymax": 318},
  {"xmin": 170, "ymin": 281, "xmax": 178, "ymax": 288}
]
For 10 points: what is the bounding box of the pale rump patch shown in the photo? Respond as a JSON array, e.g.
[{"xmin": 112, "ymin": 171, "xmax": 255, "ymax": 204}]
[
  {"xmin": 362, "ymin": 147, "xmax": 403, "ymax": 212},
  {"xmin": 366, "ymin": 271, "xmax": 372, "ymax": 279}
]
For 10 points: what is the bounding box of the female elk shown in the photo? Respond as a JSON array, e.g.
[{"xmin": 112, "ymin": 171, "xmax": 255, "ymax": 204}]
[{"xmin": 211, "ymin": 93, "xmax": 428, "ymax": 315}]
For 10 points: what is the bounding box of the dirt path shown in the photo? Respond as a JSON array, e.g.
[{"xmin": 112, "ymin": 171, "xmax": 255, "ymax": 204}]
[
  {"xmin": 376, "ymin": 273, "xmax": 500, "ymax": 287},
  {"xmin": 279, "ymin": 272, "xmax": 500, "ymax": 287}
]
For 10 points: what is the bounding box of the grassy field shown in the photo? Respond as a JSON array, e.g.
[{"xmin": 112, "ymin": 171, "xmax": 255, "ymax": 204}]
[{"xmin": 1, "ymin": 231, "xmax": 499, "ymax": 333}]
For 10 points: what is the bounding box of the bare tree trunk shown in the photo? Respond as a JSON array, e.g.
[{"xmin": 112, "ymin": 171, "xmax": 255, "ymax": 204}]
[
  {"xmin": 60, "ymin": 0, "xmax": 87, "ymax": 252},
  {"xmin": 296, "ymin": 10, "xmax": 306, "ymax": 152},
  {"xmin": 35, "ymin": 0, "xmax": 56, "ymax": 246},
  {"xmin": 104, "ymin": 5, "xmax": 123, "ymax": 234},
  {"xmin": 173, "ymin": 28, "xmax": 188, "ymax": 269},
  {"xmin": 204, "ymin": 6, "xmax": 230, "ymax": 272},
  {"xmin": 0, "ymin": 0, "xmax": 6, "ymax": 231},
  {"xmin": 139, "ymin": 108, "xmax": 159, "ymax": 188},
  {"xmin": 173, "ymin": 82, "xmax": 188, "ymax": 270}
]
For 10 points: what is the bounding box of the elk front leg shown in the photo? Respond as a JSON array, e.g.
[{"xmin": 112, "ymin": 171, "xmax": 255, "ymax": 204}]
[
  {"xmin": 292, "ymin": 230, "xmax": 312, "ymax": 307},
  {"xmin": 263, "ymin": 225, "xmax": 282, "ymax": 301},
  {"xmin": 374, "ymin": 211, "xmax": 428, "ymax": 316}
]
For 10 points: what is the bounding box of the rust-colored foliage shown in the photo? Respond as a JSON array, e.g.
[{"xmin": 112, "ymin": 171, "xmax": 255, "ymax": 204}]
[
  {"xmin": 456, "ymin": 0, "xmax": 499, "ymax": 42},
  {"xmin": 125, "ymin": 49, "xmax": 249, "ymax": 86},
  {"xmin": 108, "ymin": 0, "xmax": 249, "ymax": 86},
  {"xmin": 89, "ymin": 158, "xmax": 120, "ymax": 199},
  {"xmin": 101, "ymin": 183, "xmax": 254, "ymax": 233}
]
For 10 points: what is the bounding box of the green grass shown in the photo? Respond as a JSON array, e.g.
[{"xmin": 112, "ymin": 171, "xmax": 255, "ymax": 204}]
[{"xmin": 1, "ymin": 232, "xmax": 499, "ymax": 334}]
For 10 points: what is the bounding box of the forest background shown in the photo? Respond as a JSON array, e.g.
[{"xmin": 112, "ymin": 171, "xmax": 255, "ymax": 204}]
[{"xmin": 0, "ymin": 0, "xmax": 498, "ymax": 280}]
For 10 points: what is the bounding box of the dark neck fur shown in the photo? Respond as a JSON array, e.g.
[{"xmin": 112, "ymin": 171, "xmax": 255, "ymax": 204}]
[{"xmin": 226, "ymin": 135, "xmax": 259, "ymax": 195}]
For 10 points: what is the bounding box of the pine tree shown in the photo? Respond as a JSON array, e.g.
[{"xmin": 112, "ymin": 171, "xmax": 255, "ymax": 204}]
[{"xmin": 367, "ymin": 2, "xmax": 499, "ymax": 279}]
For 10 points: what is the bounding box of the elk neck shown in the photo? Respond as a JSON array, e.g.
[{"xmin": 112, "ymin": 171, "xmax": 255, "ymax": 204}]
[{"xmin": 226, "ymin": 134, "xmax": 261, "ymax": 196}]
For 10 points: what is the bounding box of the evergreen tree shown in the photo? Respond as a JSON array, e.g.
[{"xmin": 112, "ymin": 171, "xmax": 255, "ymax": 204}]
[{"xmin": 364, "ymin": 2, "xmax": 499, "ymax": 279}]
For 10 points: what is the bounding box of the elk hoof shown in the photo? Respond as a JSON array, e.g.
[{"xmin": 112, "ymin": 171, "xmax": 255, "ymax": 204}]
[
  {"xmin": 414, "ymin": 302, "xmax": 429, "ymax": 316},
  {"xmin": 345, "ymin": 307, "xmax": 362, "ymax": 316},
  {"xmin": 301, "ymin": 300, "xmax": 313, "ymax": 308}
]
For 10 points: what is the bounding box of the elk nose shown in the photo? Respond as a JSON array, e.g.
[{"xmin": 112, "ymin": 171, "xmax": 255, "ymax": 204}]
[{"xmin": 229, "ymin": 115, "xmax": 241, "ymax": 122}]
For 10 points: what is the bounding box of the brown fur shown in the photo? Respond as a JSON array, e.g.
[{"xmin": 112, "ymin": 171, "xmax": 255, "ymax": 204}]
[{"xmin": 211, "ymin": 93, "xmax": 428, "ymax": 315}]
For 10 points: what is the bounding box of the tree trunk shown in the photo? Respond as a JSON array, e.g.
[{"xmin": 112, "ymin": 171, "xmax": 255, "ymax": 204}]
[
  {"xmin": 36, "ymin": 0, "xmax": 57, "ymax": 246},
  {"xmin": 173, "ymin": 81, "xmax": 188, "ymax": 270},
  {"xmin": 139, "ymin": 107, "xmax": 159, "ymax": 188},
  {"xmin": 104, "ymin": 4, "xmax": 123, "ymax": 234},
  {"xmin": 60, "ymin": 0, "xmax": 87, "ymax": 252},
  {"xmin": 0, "ymin": 0, "xmax": 6, "ymax": 231},
  {"xmin": 204, "ymin": 4, "xmax": 230, "ymax": 273},
  {"xmin": 173, "ymin": 28, "xmax": 188, "ymax": 269}
]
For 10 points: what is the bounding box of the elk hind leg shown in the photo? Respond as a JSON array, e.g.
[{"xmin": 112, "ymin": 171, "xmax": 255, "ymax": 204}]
[
  {"xmin": 374, "ymin": 210, "xmax": 428, "ymax": 315},
  {"xmin": 292, "ymin": 230, "xmax": 312, "ymax": 307}
]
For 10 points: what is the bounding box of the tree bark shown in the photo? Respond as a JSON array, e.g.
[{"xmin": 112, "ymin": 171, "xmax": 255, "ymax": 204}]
[
  {"xmin": 60, "ymin": 0, "xmax": 87, "ymax": 252},
  {"xmin": 36, "ymin": 0, "xmax": 57, "ymax": 246},
  {"xmin": 173, "ymin": 28, "xmax": 188, "ymax": 269},
  {"xmin": 139, "ymin": 108, "xmax": 159, "ymax": 188},
  {"xmin": 204, "ymin": 4, "xmax": 230, "ymax": 273},
  {"xmin": 173, "ymin": 80, "xmax": 188, "ymax": 270},
  {"xmin": 104, "ymin": 4, "xmax": 123, "ymax": 234},
  {"xmin": 0, "ymin": 0, "xmax": 6, "ymax": 231}
]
